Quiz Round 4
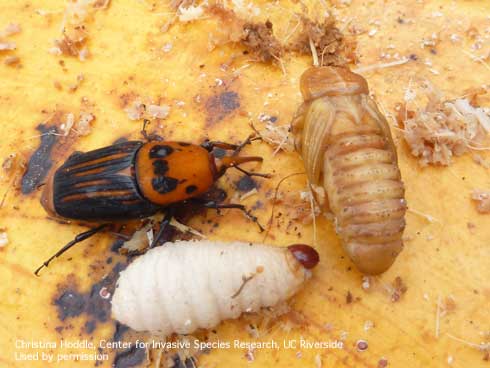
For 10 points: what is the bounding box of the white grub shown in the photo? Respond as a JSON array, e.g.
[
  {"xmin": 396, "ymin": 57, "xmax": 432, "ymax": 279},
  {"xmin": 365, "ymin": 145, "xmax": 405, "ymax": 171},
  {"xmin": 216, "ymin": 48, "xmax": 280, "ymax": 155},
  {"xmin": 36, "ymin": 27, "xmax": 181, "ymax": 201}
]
[
  {"xmin": 471, "ymin": 189, "xmax": 490, "ymax": 213},
  {"xmin": 447, "ymin": 355, "xmax": 454, "ymax": 365},
  {"xmin": 178, "ymin": 3, "xmax": 206, "ymax": 22},
  {"xmin": 364, "ymin": 320, "xmax": 374, "ymax": 332},
  {"xmin": 0, "ymin": 41, "xmax": 16, "ymax": 51},
  {"xmin": 402, "ymin": 88, "xmax": 490, "ymax": 166},
  {"xmin": 0, "ymin": 232, "xmax": 8, "ymax": 247},
  {"xmin": 111, "ymin": 240, "xmax": 313, "ymax": 333},
  {"xmin": 169, "ymin": 218, "xmax": 205, "ymax": 238},
  {"xmin": 147, "ymin": 104, "xmax": 170, "ymax": 119}
]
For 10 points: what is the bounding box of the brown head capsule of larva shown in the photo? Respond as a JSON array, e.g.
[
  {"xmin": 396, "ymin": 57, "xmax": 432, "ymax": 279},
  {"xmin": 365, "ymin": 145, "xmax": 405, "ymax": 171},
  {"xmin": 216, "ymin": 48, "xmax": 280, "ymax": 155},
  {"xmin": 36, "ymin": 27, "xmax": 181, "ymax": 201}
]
[
  {"xmin": 288, "ymin": 244, "xmax": 320, "ymax": 269},
  {"xmin": 292, "ymin": 67, "xmax": 407, "ymax": 275}
]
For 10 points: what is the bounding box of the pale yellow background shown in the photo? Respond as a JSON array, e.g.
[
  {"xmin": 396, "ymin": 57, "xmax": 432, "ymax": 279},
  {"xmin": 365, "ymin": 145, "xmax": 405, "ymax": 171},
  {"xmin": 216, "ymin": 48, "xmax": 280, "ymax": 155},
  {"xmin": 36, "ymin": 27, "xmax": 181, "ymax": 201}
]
[{"xmin": 1, "ymin": 0, "xmax": 489, "ymax": 367}]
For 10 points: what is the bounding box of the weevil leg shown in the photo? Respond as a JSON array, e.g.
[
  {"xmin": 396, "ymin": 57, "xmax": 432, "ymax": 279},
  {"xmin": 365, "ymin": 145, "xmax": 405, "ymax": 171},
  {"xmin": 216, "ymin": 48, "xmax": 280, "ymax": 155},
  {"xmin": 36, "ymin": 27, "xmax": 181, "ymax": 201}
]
[
  {"xmin": 34, "ymin": 223, "xmax": 111, "ymax": 276},
  {"xmin": 232, "ymin": 164, "xmax": 272, "ymax": 178},
  {"xmin": 201, "ymin": 134, "xmax": 262, "ymax": 153},
  {"xmin": 141, "ymin": 119, "xmax": 163, "ymax": 142},
  {"xmin": 149, "ymin": 209, "xmax": 174, "ymax": 249},
  {"xmin": 199, "ymin": 201, "xmax": 264, "ymax": 232}
]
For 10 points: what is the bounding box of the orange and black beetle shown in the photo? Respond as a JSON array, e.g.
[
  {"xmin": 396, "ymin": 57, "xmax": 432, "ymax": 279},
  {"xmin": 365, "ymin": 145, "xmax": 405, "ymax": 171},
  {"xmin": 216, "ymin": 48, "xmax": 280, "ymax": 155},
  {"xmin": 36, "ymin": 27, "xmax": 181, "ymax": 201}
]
[{"xmin": 35, "ymin": 127, "xmax": 268, "ymax": 275}]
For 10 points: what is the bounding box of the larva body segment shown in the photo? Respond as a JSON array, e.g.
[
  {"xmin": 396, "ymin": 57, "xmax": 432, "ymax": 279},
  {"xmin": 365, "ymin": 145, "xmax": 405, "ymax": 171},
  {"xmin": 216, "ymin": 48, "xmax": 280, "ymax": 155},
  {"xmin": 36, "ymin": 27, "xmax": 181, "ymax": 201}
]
[
  {"xmin": 111, "ymin": 240, "xmax": 317, "ymax": 334},
  {"xmin": 292, "ymin": 67, "xmax": 406, "ymax": 275}
]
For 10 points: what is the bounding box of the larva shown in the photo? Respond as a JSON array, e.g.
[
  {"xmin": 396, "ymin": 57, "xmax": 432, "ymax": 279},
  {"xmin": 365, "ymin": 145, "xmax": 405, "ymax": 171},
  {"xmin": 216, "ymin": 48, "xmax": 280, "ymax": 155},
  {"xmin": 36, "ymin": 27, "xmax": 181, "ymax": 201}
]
[
  {"xmin": 292, "ymin": 67, "xmax": 406, "ymax": 275},
  {"xmin": 111, "ymin": 240, "xmax": 318, "ymax": 334}
]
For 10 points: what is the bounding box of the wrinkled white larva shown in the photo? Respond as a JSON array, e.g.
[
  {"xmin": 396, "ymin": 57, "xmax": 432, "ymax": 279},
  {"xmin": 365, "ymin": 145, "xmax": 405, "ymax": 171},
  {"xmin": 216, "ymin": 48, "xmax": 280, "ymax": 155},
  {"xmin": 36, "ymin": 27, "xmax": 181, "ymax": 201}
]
[{"xmin": 111, "ymin": 240, "xmax": 319, "ymax": 334}]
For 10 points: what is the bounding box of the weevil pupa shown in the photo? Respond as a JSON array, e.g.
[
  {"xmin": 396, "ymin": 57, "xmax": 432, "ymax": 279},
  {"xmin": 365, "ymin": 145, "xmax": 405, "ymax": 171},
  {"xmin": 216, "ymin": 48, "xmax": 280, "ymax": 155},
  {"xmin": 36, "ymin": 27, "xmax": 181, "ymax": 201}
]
[{"xmin": 292, "ymin": 67, "xmax": 406, "ymax": 275}]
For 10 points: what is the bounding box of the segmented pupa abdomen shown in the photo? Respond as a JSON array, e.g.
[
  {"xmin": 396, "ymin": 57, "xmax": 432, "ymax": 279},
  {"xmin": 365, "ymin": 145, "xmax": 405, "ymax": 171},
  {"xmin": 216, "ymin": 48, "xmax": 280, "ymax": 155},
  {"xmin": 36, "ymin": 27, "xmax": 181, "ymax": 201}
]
[
  {"xmin": 111, "ymin": 240, "xmax": 312, "ymax": 334},
  {"xmin": 293, "ymin": 67, "xmax": 406, "ymax": 275}
]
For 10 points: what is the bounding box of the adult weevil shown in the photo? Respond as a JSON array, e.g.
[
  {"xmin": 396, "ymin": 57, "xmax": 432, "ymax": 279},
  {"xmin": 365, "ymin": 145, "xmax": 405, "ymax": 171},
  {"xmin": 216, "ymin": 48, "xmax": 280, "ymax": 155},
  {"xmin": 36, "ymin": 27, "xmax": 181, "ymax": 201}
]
[{"xmin": 35, "ymin": 122, "xmax": 269, "ymax": 275}]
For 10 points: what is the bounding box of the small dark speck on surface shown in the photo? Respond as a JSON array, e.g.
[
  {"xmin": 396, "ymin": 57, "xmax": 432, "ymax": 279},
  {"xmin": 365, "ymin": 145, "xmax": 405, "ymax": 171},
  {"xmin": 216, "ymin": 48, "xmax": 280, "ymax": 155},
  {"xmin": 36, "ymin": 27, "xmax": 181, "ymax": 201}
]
[
  {"xmin": 84, "ymin": 320, "xmax": 96, "ymax": 334},
  {"xmin": 235, "ymin": 175, "xmax": 257, "ymax": 192},
  {"xmin": 113, "ymin": 345, "xmax": 146, "ymax": 368},
  {"xmin": 53, "ymin": 263, "xmax": 126, "ymax": 332},
  {"xmin": 205, "ymin": 91, "xmax": 240, "ymax": 125},
  {"xmin": 54, "ymin": 290, "xmax": 85, "ymax": 321},
  {"xmin": 21, "ymin": 124, "xmax": 58, "ymax": 194},
  {"xmin": 111, "ymin": 239, "xmax": 125, "ymax": 253},
  {"xmin": 112, "ymin": 322, "xmax": 130, "ymax": 342}
]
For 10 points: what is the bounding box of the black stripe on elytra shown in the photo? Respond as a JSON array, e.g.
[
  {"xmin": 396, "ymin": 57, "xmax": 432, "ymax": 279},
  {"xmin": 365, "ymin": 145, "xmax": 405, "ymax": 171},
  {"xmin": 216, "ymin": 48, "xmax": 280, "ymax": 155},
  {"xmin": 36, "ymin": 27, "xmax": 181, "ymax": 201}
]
[
  {"xmin": 152, "ymin": 176, "xmax": 179, "ymax": 194},
  {"xmin": 149, "ymin": 145, "xmax": 174, "ymax": 159},
  {"xmin": 62, "ymin": 141, "xmax": 142, "ymax": 169}
]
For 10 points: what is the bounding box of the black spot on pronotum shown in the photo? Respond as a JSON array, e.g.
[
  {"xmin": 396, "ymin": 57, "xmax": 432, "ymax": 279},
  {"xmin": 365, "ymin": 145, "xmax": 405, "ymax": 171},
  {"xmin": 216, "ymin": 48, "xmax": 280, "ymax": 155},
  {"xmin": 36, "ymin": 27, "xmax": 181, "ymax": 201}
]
[
  {"xmin": 186, "ymin": 185, "xmax": 198, "ymax": 194},
  {"xmin": 152, "ymin": 176, "xmax": 179, "ymax": 194},
  {"xmin": 178, "ymin": 142, "xmax": 191, "ymax": 147},
  {"xmin": 152, "ymin": 160, "xmax": 169, "ymax": 175},
  {"xmin": 113, "ymin": 345, "xmax": 146, "ymax": 368},
  {"xmin": 149, "ymin": 145, "xmax": 173, "ymax": 158},
  {"xmin": 235, "ymin": 175, "xmax": 257, "ymax": 192},
  {"xmin": 21, "ymin": 124, "xmax": 58, "ymax": 194}
]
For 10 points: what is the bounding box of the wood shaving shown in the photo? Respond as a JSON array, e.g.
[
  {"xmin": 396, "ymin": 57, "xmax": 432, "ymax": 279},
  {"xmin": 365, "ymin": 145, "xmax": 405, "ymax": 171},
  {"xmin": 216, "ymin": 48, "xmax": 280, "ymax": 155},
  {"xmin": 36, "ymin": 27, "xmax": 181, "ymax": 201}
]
[
  {"xmin": 256, "ymin": 122, "xmax": 294, "ymax": 153},
  {"xmin": 147, "ymin": 104, "xmax": 170, "ymax": 119},
  {"xmin": 241, "ymin": 21, "xmax": 283, "ymax": 63},
  {"xmin": 124, "ymin": 99, "xmax": 170, "ymax": 121},
  {"xmin": 2, "ymin": 23, "xmax": 21, "ymax": 37},
  {"xmin": 0, "ymin": 231, "xmax": 8, "ymax": 247},
  {"xmin": 52, "ymin": 0, "xmax": 109, "ymax": 60},
  {"xmin": 0, "ymin": 41, "xmax": 16, "ymax": 51},
  {"xmin": 178, "ymin": 2, "xmax": 206, "ymax": 22},
  {"xmin": 471, "ymin": 189, "xmax": 490, "ymax": 213},
  {"xmin": 287, "ymin": 15, "xmax": 356, "ymax": 66},
  {"xmin": 401, "ymin": 87, "xmax": 490, "ymax": 166},
  {"xmin": 4, "ymin": 55, "xmax": 20, "ymax": 66},
  {"xmin": 472, "ymin": 153, "xmax": 490, "ymax": 168},
  {"xmin": 390, "ymin": 276, "xmax": 407, "ymax": 302},
  {"xmin": 169, "ymin": 218, "xmax": 205, "ymax": 238},
  {"xmin": 120, "ymin": 224, "xmax": 152, "ymax": 254}
]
